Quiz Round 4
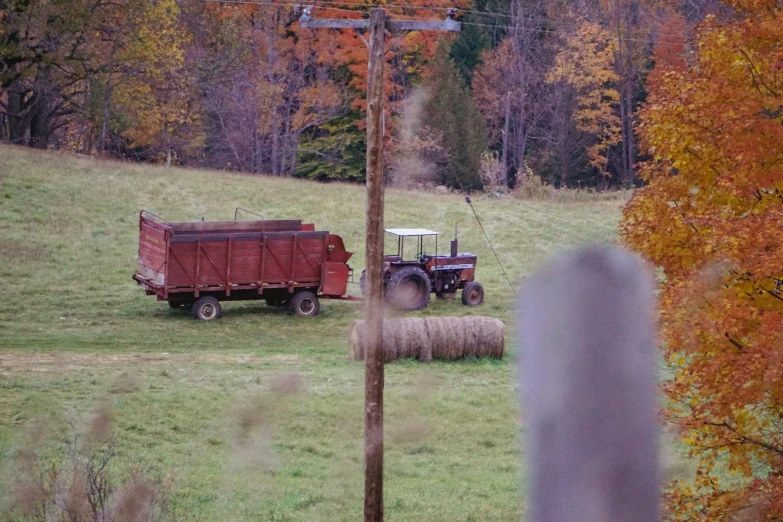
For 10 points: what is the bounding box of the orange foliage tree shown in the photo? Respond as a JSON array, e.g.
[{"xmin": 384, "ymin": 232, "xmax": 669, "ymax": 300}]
[{"xmin": 620, "ymin": 0, "xmax": 783, "ymax": 518}]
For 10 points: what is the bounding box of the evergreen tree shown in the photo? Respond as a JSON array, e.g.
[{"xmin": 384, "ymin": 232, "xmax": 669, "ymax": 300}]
[
  {"xmin": 449, "ymin": 0, "xmax": 510, "ymax": 83},
  {"xmin": 424, "ymin": 40, "xmax": 488, "ymax": 191},
  {"xmin": 296, "ymin": 114, "xmax": 365, "ymax": 182}
]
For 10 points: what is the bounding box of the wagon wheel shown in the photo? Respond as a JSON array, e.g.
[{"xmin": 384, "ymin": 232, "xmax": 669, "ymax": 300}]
[
  {"xmin": 386, "ymin": 266, "xmax": 431, "ymax": 311},
  {"xmin": 192, "ymin": 296, "xmax": 222, "ymax": 321},
  {"xmin": 291, "ymin": 291, "xmax": 320, "ymax": 317},
  {"xmin": 461, "ymin": 281, "xmax": 484, "ymax": 307}
]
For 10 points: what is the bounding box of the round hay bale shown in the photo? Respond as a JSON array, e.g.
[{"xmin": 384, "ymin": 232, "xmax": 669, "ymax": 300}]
[
  {"xmin": 382, "ymin": 320, "xmax": 399, "ymax": 363},
  {"xmin": 423, "ymin": 317, "xmax": 445, "ymax": 360},
  {"xmin": 460, "ymin": 316, "xmax": 504, "ymax": 359},
  {"xmin": 443, "ymin": 317, "xmax": 464, "ymax": 359},
  {"xmin": 408, "ymin": 318, "xmax": 432, "ymax": 362},
  {"xmin": 348, "ymin": 316, "xmax": 504, "ymax": 362},
  {"xmin": 393, "ymin": 318, "xmax": 412, "ymax": 360},
  {"xmin": 427, "ymin": 317, "xmax": 465, "ymax": 360}
]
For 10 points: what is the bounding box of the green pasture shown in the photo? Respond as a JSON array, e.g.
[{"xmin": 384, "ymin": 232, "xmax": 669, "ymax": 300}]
[{"xmin": 0, "ymin": 144, "xmax": 624, "ymax": 520}]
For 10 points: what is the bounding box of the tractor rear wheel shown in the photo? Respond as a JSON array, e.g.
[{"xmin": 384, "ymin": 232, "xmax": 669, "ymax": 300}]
[
  {"xmin": 291, "ymin": 291, "xmax": 320, "ymax": 317},
  {"xmin": 386, "ymin": 266, "xmax": 431, "ymax": 311},
  {"xmin": 461, "ymin": 281, "xmax": 484, "ymax": 306}
]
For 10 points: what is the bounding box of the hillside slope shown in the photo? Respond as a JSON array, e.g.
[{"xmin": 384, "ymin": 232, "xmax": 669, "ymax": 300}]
[{"xmin": 0, "ymin": 145, "xmax": 624, "ymax": 520}]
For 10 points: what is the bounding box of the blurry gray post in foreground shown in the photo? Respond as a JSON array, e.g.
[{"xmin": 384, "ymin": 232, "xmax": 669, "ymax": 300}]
[{"xmin": 520, "ymin": 246, "xmax": 659, "ymax": 522}]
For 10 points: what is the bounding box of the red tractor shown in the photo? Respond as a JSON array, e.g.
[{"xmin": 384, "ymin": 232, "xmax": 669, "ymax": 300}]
[{"xmin": 360, "ymin": 228, "xmax": 484, "ymax": 311}]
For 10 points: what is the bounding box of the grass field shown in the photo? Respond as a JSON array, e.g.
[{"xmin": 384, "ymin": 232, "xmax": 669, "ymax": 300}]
[{"xmin": 0, "ymin": 144, "xmax": 625, "ymax": 520}]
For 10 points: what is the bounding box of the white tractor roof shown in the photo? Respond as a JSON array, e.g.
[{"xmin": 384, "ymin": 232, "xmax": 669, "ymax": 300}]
[{"xmin": 384, "ymin": 228, "xmax": 439, "ymax": 237}]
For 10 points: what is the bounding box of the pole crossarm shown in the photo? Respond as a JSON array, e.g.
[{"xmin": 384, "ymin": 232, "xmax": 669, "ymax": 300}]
[
  {"xmin": 299, "ymin": 16, "xmax": 370, "ymax": 29},
  {"xmin": 388, "ymin": 19, "xmax": 459, "ymax": 31},
  {"xmin": 299, "ymin": 9, "xmax": 460, "ymax": 32}
]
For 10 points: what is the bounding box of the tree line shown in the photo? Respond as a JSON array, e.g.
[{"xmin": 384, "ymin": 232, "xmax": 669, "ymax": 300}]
[{"xmin": 1, "ymin": 0, "xmax": 715, "ymax": 190}]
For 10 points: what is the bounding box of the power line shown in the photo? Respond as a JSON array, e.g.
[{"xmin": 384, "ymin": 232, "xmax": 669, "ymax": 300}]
[
  {"xmin": 458, "ymin": 19, "xmax": 688, "ymax": 45},
  {"xmin": 202, "ymin": 0, "xmax": 362, "ymax": 14},
  {"xmin": 205, "ymin": 0, "xmax": 692, "ymax": 41},
  {"xmin": 203, "ymin": 0, "xmax": 690, "ymax": 43}
]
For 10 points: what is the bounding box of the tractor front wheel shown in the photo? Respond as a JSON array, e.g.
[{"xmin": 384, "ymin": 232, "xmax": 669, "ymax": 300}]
[
  {"xmin": 461, "ymin": 281, "xmax": 484, "ymax": 306},
  {"xmin": 386, "ymin": 267, "xmax": 431, "ymax": 311}
]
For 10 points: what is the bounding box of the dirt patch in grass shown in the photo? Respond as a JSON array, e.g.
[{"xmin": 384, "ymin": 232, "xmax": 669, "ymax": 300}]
[
  {"xmin": 0, "ymin": 353, "xmax": 310, "ymax": 375},
  {"xmin": 0, "ymin": 238, "xmax": 50, "ymax": 263}
]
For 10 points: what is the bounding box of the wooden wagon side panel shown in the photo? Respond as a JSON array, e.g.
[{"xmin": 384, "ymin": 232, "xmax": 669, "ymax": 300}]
[
  {"xmin": 138, "ymin": 219, "xmax": 168, "ymax": 286},
  {"xmin": 261, "ymin": 235, "xmax": 295, "ymax": 284},
  {"xmin": 166, "ymin": 242, "xmax": 198, "ymax": 288},
  {"xmin": 193, "ymin": 240, "xmax": 229, "ymax": 287},
  {"xmin": 227, "ymin": 240, "xmax": 262, "ymax": 286},
  {"xmin": 163, "ymin": 231, "xmax": 329, "ymax": 290},
  {"xmin": 293, "ymin": 235, "xmax": 328, "ymax": 283},
  {"xmin": 259, "ymin": 232, "xmax": 328, "ymax": 286}
]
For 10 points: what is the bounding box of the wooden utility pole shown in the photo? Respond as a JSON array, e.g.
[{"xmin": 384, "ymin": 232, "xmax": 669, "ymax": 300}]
[
  {"xmin": 301, "ymin": 8, "xmax": 459, "ymax": 521},
  {"xmin": 362, "ymin": 8, "xmax": 386, "ymax": 520}
]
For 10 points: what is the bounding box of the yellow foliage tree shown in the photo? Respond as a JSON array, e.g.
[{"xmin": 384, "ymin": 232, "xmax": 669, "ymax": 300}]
[
  {"xmin": 113, "ymin": 0, "xmax": 202, "ymax": 165},
  {"xmin": 548, "ymin": 19, "xmax": 621, "ymax": 178}
]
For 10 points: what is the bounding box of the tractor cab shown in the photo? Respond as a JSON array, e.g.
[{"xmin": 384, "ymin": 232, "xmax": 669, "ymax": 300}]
[
  {"xmin": 359, "ymin": 227, "xmax": 484, "ymax": 310},
  {"xmin": 383, "ymin": 228, "xmax": 440, "ymax": 266}
]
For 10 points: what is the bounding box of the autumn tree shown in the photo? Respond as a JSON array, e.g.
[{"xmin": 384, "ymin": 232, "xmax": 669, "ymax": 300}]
[
  {"xmin": 196, "ymin": 2, "xmax": 357, "ymax": 177},
  {"xmin": 422, "ymin": 40, "xmax": 488, "ymax": 190},
  {"xmin": 547, "ymin": 18, "xmax": 621, "ymax": 187},
  {"xmin": 449, "ymin": 0, "xmax": 509, "ymax": 82},
  {"xmin": 472, "ymin": 0, "xmax": 552, "ymax": 187},
  {"xmin": 605, "ymin": 0, "xmax": 644, "ymax": 186},
  {"xmin": 85, "ymin": 0, "xmax": 145, "ymax": 155},
  {"xmin": 0, "ymin": 0, "xmax": 99, "ymax": 148},
  {"xmin": 112, "ymin": 0, "xmax": 201, "ymax": 165},
  {"xmin": 621, "ymin": 0, "xmax": 783, "ymax": 518},
  {"xmin": 388, "ymin": 88, "xmax": 447, "ymax": 186}
]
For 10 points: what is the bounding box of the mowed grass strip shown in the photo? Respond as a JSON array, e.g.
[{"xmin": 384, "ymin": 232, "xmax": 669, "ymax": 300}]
[{"xmin": 0, "ymin": 144, "xmax": 623, "ymax": 520}]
